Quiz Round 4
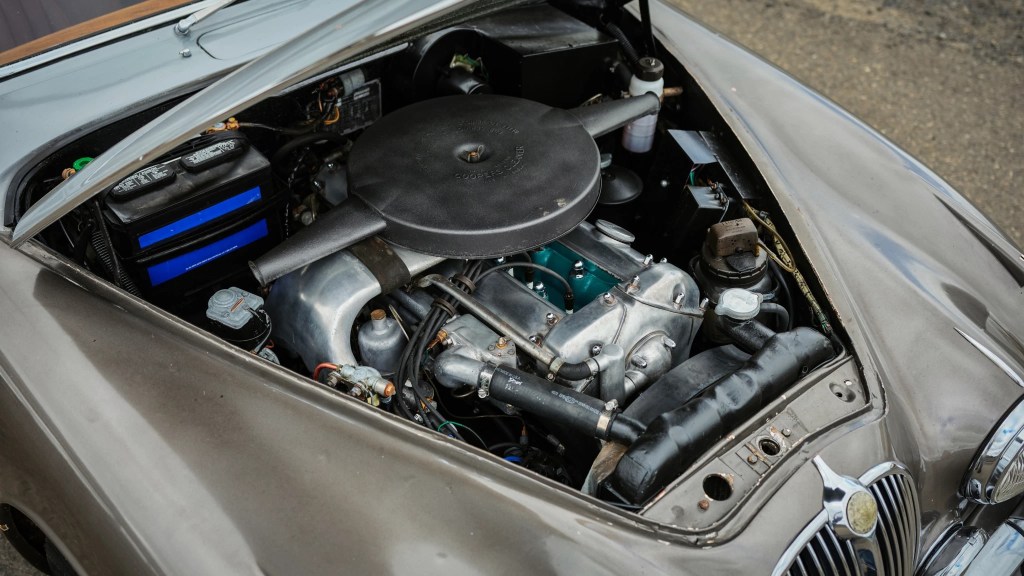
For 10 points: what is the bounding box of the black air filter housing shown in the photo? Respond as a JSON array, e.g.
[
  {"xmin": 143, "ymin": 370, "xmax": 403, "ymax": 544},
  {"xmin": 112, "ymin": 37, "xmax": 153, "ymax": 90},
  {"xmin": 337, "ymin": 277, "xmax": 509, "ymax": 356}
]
[{"xmin": 346, "ymin": 94, "xmax": 602, "ymax": 258}]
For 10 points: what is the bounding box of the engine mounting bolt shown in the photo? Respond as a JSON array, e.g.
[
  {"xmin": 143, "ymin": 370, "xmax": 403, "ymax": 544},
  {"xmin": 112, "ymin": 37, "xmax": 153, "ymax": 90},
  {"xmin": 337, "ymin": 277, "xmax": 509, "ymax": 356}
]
[
  {"xmin": 673, "ymin": 293, "xmax": 685, "ymax": 306},
  {"xmin": 590, "ymin": 344, "xmax": 604, "ymax": 356},
  {"xmin": 179, "ymin": 48, "xmax": 192, "ymax": 58},
  {"xmin": 496, "ymin": 336, "xmax": 509, "ymax": 349},
  {"xmin": 643, "ymin": 254, "xmax": 654, "ymax": 266},
  {"xmin": 299, "ymin": 211, "xmax": 315, "ymax": 226},
  {"xmin": 631, "ymin": 356, "xmax": 648, "ymax": 369},
  {"xmin": 782, "ymin": 428, "xmax": 792, "ymax": 437},
  {"xmin": 659, "ymin": 257, "xmax": 668, "ymax": 263},
  {"xmin": 747, "ymin": 454, "xmax": 759, "ymax": 464},
  {"xmin": 528, "ymin": 334, "xmax": 541, "ymax": 344},
  {"xmin": 661, "ymin": 337, "xmax": 677, "ymax": 349},
  {"xmin": 495, "ymin": 256, "xmax": 507, "ymax": 264},
  {"xmin": 629, "ymin": 275, "xmax": 640, "ymax": 289},
  {"xmin": 698, "ymin": 499, "xmax": 710, "ymax": 511},
  {"xmin": 601, "ymin": 293, "xmax": 615, "ymax": 305},
  {"xmin": 699, "ymin": 297, "xmax": 709, "ymax": 311},
  {"xmin": 545, "ymin": 312, "xmax": 558, "ymax": 325}
]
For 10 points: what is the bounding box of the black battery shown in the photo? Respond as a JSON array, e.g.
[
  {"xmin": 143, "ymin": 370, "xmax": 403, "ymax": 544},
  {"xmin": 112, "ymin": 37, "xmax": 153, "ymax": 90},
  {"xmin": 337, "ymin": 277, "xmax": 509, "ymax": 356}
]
[{"xmin": 101, "ymin": 132, "xmax": 282, "ymax": 301}]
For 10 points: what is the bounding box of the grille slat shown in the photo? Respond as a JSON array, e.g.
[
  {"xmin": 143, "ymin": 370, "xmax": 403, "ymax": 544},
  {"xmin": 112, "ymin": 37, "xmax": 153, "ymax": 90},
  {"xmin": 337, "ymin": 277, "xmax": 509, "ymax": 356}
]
[
  {"xmin": 805, "ymin": 537, "xmax": 827, "ymax": 574},
  {"xmin": 873, "ymin": 478, "xmax": 904, "ymax": 574},
  {"xmin": 824, "ymin": 528, "xmax": 856, "ymax": 576},
  {"xmin": 777, "ymin": 469, "xmax": 920, "ymax": 576},
  {"xmin": 814, "ymin": 533, "xmax": 841, "ymax": 576}
]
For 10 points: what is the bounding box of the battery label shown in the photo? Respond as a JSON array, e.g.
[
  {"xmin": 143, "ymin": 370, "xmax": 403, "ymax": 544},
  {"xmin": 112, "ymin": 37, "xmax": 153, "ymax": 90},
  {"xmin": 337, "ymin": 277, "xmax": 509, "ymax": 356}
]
[
  {"xmin": 110, "ymin": 164, "xmax": 175, "ymax": 198},
  {"xmin": 181, "ymin": 138, "xmax": 245, "ymax": 172}
]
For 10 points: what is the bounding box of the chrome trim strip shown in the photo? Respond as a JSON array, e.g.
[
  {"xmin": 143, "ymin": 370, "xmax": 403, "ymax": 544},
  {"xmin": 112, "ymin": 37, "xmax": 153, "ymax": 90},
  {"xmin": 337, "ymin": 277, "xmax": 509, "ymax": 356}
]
[
  {"xmin": 955, "ymin": 327, "xmax": 1024, "ymax": 388},
  {"xmin": 0, "ymin": 0, "xmax": 222, "ymax": 80}
]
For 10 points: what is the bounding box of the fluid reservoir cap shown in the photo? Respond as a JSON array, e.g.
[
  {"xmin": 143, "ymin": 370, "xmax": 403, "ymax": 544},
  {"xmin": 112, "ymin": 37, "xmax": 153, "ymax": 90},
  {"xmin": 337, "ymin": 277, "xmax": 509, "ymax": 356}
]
[
  {"xmin": 207, "ymin": 287, "xmax": 264, "ymax": 330},
  {"xmin": 715, "ymin": 288, "xmax": 762, "ymax": 321},
  {"xmin": 595, "ymin": 219, "xmax": 635, "ymax": 244},
  {"xmin": 636, "ymin": 57, "xmax": 664, "ymax": 82}
]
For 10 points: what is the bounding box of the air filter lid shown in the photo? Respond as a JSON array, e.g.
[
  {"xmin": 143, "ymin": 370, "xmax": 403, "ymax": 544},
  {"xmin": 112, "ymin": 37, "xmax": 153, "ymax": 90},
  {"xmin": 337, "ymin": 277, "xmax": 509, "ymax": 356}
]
[{"xmin": 347, "ymin": 94, "xmax": 601, "ymax": 258}]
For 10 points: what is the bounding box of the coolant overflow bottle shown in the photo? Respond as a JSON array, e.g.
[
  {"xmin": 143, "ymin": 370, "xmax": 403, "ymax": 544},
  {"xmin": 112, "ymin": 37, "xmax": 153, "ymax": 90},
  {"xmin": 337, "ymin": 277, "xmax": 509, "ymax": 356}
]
[{"xmin": 621, "ymin": 57, "xmax": 664, "ymax": 154}]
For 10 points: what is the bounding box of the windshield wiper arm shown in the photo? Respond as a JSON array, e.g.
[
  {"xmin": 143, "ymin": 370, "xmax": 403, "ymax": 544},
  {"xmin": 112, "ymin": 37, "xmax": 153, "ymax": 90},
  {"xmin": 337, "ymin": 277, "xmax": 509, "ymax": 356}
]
[{"xmin": 175, "ymin": 0, "xmax": 237, "ymax": 35}]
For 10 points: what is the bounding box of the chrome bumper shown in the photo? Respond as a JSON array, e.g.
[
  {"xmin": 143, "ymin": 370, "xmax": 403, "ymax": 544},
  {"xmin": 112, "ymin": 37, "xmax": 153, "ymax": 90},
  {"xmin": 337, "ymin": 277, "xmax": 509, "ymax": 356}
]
[{"xmin": 964, "ymin": 518, "xmax": 1024, "ymax": 576}]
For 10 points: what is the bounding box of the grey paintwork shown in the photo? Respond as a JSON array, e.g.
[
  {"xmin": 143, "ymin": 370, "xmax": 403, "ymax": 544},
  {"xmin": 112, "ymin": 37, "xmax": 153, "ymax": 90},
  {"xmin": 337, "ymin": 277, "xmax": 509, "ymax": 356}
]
[{"xmin": 0, "ymin": 0, "xmax": 1021, "ymax": 574}]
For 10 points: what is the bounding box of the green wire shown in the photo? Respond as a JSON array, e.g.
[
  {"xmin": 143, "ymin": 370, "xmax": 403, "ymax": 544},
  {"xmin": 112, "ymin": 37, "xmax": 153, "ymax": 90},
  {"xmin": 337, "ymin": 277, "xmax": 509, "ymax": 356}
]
[{"xmin": 437, "ymin": 420, "xmax": 468, "ymax": 433}]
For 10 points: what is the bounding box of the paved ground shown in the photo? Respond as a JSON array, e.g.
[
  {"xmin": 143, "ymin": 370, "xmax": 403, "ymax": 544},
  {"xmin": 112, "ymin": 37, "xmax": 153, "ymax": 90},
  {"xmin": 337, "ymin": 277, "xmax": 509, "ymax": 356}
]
[
  {"xmin": 671, "ymin": 0, "xmax": 1024, "ymax": 245},
  {"xmin": 2, "ymin": 1, "xmax": 1020, "ymax": 573}
]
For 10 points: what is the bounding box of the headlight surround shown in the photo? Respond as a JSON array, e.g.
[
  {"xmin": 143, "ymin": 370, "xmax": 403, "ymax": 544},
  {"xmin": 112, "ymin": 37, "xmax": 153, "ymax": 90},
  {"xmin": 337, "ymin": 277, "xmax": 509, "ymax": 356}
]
[{"xmin": 963, "ymin": 398, "xmax": 1024, "ymax": 504}]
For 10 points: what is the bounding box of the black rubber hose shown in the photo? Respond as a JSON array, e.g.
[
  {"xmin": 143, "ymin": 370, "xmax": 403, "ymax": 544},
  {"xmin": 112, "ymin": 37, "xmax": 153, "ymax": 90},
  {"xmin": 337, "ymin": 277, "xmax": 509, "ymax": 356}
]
[
  {"xmin": 605, "ymin": 327, "xmax": 834, "ymax": 504},
  {"xmin": 759, "ymin": 303, "xmax": 791, "ymax": 333},
  {"xmin": 717, "ymin": 317, "xmax": 777, "ymax": 354},
  {"xmin": 556, "ymin": 361, "xmax": 595, "ymax": 381},
  {"xmin": 603, "ymin": 20, "xmax": 641, "ymax": 68},
  {"xmin": 489, "ymin": 367, "xmax": 644, "ymax": 445}
]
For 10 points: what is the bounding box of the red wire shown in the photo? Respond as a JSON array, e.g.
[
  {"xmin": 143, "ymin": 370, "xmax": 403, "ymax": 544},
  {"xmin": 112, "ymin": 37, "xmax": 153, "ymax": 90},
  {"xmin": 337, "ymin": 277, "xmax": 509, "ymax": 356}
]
[{"xmin": 313, "ymin": 362, "xmax": 338, "ymax": 381}]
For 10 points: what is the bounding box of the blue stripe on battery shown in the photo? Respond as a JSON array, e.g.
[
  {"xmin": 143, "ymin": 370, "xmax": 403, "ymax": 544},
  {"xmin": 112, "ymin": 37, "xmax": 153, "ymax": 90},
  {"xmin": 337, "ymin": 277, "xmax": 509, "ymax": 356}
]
[
  {"xmin": 146, "ymin": 219, "xmax": 268, "ymax": 287},
  {"xmin": 137, "ymin": 186, "xmax": 263, "ymax": 249}
]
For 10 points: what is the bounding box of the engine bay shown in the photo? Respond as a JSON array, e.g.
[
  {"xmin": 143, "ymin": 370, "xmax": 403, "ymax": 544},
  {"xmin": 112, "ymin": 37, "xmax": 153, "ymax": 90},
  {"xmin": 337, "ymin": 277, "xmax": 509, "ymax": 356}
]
[{"xmin": 16, "ymin": 4, "xmax": 844, "ymax": 510}]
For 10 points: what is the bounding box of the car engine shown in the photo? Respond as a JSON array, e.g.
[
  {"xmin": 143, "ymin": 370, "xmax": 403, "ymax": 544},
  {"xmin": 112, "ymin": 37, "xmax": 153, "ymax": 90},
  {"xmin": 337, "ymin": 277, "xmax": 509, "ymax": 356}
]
[{"xmin": 20, "ymin": 4, "xmax": 840, "ymax": 508}]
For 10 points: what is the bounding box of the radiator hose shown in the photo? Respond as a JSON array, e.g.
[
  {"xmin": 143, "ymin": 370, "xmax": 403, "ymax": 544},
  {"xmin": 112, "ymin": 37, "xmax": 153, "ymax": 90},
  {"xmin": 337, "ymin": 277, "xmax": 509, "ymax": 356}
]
[
  {"xmin": 433, "ymin": 354, "xmax": 644, "ymax": 445},
  {"xmin": 604, "ymin": 325, "xmax": 834, "ymax": 505}
]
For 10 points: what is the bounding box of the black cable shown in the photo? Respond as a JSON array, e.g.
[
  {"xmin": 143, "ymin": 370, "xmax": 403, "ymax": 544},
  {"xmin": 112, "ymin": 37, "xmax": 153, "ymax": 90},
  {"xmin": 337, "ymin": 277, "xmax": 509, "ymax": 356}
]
[
  {"xmin": 237, "ymin": 122, "xmax": 314, "ymax": 136},
  {"xmin": 89, "ymin": 202, "xmax": 141, "ymax": 296},
  {"xmin": 638, "ymin": 0, "xmax": 656, "ymax": 57},
  {"xmin": 397, "ymin": 260, "xmax": 486, "ymax": 427},
  {"xmin": 271, "ymin": 131, "xmax": 348, "ymax": 167}
]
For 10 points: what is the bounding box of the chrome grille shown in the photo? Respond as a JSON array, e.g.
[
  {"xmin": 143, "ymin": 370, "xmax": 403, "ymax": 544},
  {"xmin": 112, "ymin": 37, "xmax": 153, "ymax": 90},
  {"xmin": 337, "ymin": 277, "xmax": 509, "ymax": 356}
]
[{"xmin": 777, "ymin": 468, "xmax": 920, "ymax": 576}]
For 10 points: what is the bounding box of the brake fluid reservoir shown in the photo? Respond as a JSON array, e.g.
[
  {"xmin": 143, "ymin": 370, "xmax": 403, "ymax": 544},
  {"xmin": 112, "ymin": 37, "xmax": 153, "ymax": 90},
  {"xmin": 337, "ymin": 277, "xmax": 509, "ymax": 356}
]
[{"xmin": 621, "ymin": 57, "xmax": 664, "ymax": 153}]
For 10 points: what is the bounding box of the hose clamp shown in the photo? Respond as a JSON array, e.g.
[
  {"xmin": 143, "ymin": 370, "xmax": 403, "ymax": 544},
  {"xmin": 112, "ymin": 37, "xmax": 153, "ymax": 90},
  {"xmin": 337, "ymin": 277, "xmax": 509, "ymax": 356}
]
[
  {"xmin": 547, "ymin": 357, "xmax": 566, "ymax": 380},
  {"xmin": 595, "ymin": 399, "xmax": 619, "ymax": 440},
  {"xmin": 477, "ymin": 364, "xmax": 497, "ymax": 399}
]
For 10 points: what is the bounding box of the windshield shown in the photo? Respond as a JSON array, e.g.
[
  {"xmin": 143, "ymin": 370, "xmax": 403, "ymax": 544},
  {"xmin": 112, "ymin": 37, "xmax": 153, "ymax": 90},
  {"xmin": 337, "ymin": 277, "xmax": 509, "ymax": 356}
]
[{"xmin": 0, "ymin": 0, "xmax": 199, "ymax": 66}]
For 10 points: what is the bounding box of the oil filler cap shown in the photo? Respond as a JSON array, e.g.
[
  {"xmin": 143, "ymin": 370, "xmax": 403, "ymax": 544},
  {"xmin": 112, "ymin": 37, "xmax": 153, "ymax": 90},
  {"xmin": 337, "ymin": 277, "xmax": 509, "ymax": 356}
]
[{"xmin": 715, "ymin": 288, "xmax": 762, "ymax": 321}]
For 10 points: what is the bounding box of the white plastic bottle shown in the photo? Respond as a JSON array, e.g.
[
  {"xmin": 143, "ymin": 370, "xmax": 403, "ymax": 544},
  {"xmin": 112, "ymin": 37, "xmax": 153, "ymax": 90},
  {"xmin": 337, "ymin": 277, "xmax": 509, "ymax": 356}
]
[{"xmin": 621, "ymin": 57, "xmax": 665, "ymax": 154}]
